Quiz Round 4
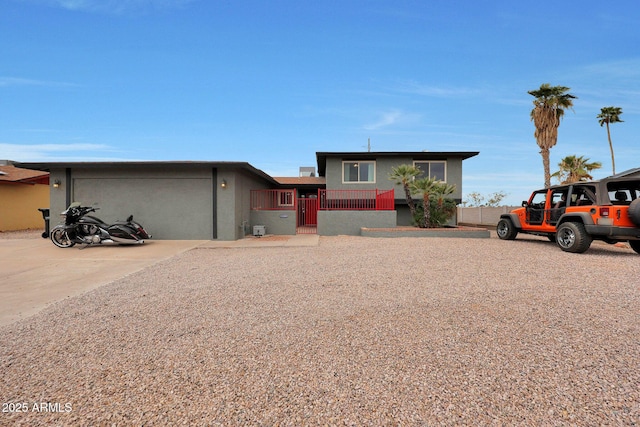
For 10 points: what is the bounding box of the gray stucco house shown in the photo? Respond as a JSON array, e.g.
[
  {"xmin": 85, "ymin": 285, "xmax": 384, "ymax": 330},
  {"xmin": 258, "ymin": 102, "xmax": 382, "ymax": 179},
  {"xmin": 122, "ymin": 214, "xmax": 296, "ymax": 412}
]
[{"xmin": 18, "ymin": 150, "xmax": 478, "ymax": 240}]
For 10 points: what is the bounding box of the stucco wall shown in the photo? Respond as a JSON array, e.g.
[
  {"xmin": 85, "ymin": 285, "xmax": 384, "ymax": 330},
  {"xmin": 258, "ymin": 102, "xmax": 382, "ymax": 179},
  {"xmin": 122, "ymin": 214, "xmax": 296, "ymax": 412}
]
[
  {"xmin": 457, "ymin": 206, "xmax": 520, "ymax": 226},
  {"xmin": 317, "ymin": 210, "xmax": 397, "ymax": 236},
  {"xmin": 218, "ymin": 168, "xmax": 273, "ymax": 240},
  {"xmin": 250, "ymin": 210, "xmax": 296, "ymax": 235},
  {"xmin": 0, "ymin": 183, "xmax": 50, "ymax": 231},
  {"xmin": 325, "ymin": 156, "xmax": 464, "ymax": 201}
]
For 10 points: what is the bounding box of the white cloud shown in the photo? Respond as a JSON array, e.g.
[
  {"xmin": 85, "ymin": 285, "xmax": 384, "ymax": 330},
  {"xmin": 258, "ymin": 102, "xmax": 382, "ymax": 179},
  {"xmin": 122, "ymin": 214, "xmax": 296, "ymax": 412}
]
[
  {"xmin": 363, "ymin": 110, "xmax": 403, "ymax": 130},
  {"xmin": 0, "ymin": 76, "xmax": 77, "ymax": 87},
  {"xmin": 16, "ymin": 0, "xmax": 198, "ymax": 14},
  {"xmin": 580, "ymin": 58, "xmax": 640, "ymax": 80},
  {"xmin": 0, "ymin": 143, "xmax": 118, "ymax": 162},
  {"xmin": 397, "ymin": 80, "xmax": 482, "ymax": 98}
]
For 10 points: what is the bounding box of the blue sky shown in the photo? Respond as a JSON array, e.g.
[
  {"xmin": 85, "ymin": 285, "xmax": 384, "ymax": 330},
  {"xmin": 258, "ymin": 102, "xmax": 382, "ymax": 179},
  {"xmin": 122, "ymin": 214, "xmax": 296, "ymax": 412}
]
[{"xmin": 2, "ymin": 0, "xmax": 639, "ymax": 205}]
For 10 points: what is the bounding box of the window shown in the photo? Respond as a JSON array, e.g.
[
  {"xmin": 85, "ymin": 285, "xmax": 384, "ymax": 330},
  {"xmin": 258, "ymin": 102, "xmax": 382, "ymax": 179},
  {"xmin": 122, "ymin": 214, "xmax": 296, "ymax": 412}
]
[
  {"xmin": 606, "ymin": 180, "xmax": 640, "ymax": 205},
  {"xmin": 527, "ymin": 190, "xmax": 547, "ymax": 225},
  {"xmin": 529, "ymin": 190, "xmax": 547, "ymax": 208},
  {"xmin": 570, "ymin": 186, "xmax": 596, "ymax": 206},
  {"xmin": 550, "ymin": 189, "xmax": 568, "ymax": 223},
  {"xmin": 414, "ymin": 161, "xmax": 446, "ymax": 181},
  {"xmin": 343, "ymin": 161, "xmax": 375, "ymax": 183},
  {"xmin": 278, "ymin": 190, "xmax": 294, "ymax": 207}
]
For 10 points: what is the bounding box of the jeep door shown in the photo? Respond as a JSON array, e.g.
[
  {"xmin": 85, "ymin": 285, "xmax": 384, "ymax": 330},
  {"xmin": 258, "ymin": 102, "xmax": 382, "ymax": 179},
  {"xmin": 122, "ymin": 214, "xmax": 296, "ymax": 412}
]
[
  {"xmin": 525, "ymin": 190, "xmax": 547, "ymax": 226},
  {"xmin": 548, "ymin": 189, "xmax": 568, "ymax": 225}
]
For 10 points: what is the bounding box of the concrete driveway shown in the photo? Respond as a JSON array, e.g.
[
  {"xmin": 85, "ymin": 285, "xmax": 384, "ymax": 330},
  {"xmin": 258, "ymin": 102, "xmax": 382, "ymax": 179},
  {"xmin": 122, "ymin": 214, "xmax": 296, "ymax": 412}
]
[{"xmin": 0, "ymin": 237, "xmax": 206, "ymax": 326}]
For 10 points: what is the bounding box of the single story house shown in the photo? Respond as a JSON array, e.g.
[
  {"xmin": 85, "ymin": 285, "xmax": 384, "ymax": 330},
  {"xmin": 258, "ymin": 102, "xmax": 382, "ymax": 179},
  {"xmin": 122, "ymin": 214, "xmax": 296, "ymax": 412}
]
[
  {"xmin": 17, "ymin": 150, "xmax": 478, "ymax": 240},
  {"xmin": 0, "ymin": 161, "xmax": 50, "ymax": 231}
]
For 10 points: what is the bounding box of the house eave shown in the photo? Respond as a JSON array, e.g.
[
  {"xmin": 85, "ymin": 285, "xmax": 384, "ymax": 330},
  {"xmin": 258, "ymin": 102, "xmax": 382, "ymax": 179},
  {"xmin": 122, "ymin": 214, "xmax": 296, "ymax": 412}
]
[{"xmin": 15, "ymin": 160, "xmax": 279, "ymax": 185}]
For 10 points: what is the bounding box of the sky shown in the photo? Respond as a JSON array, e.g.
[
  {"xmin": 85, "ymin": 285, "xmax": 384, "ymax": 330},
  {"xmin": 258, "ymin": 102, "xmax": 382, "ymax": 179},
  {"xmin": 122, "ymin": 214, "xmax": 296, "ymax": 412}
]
[{"xmin": 2, "ymin": 0, "xmax": 640, "ymax": 205}]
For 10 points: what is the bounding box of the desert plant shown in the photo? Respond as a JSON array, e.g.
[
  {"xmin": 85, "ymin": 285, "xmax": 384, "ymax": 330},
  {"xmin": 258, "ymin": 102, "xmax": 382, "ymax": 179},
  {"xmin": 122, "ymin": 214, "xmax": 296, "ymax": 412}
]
[
  {"xmin": 462, "ymin": 191, "xmax": 508, "ymax": 207},
  {"xmin": 410, "ymin": 177, "xmax": 456, "ymax": 227},
  {"xmin": 412, "ymin": 197, "xmax": 457, "ymax": 227}
]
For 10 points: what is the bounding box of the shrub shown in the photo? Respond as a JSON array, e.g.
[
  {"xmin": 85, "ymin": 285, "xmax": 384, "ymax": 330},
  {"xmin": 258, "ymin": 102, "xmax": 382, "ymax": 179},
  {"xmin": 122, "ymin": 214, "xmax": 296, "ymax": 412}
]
[{"xmin": 412, "ymin": 195, "xmax": 457, "ymax": 227}]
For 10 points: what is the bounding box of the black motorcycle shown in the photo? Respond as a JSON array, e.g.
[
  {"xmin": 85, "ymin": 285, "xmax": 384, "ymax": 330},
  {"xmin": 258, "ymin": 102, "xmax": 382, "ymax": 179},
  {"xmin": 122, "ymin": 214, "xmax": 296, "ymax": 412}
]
[{"xmin": 50, "ymin": 202, "xmax": 151, "ymax": 248}]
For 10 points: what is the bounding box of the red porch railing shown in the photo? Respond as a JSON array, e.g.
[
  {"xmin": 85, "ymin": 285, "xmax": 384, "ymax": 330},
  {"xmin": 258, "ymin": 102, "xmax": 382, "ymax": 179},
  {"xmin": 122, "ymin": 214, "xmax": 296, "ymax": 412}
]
[
  {"xmin": 250, "ymin": 189, "xmax": 296, "ymax": 210},
  {"xmin": 318, "ymin": 189, "xmax": 395, "ymax": 210}
]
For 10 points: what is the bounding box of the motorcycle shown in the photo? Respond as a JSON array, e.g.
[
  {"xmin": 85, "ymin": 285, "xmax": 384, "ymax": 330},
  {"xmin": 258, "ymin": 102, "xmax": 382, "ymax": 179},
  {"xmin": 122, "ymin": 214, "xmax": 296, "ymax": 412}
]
[{"xmin": 50, "ymin": 202, "xmax": 151, "ymax": 248}]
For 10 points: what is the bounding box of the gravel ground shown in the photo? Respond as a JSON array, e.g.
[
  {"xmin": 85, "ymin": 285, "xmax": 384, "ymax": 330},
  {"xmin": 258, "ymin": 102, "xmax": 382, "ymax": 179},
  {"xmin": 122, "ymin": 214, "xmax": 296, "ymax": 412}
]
[{"xmin": 1, "ymin": 235, "xmax": 638, "ymax": 426}]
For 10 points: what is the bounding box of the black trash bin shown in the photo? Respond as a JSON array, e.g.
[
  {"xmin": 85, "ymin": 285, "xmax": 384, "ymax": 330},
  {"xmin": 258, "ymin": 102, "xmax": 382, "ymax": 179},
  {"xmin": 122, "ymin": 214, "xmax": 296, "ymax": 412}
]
[{"xmin": 38, "ymin": 208, "xmax": 50, "ymax": 238}]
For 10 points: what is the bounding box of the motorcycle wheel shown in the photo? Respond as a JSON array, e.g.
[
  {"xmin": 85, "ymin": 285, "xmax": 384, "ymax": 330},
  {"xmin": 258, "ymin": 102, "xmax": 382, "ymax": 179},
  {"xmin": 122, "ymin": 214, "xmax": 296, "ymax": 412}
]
[{"xmin": 50, "ymin": 227, "xmax": 76, "ymax": 248}]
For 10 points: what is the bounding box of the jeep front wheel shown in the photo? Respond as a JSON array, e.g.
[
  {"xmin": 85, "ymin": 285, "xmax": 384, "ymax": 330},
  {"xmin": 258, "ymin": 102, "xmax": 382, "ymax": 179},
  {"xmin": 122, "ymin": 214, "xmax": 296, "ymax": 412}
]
[
  {"xmin": 556, "ymin": 222, "xmax": 592, "ymax": 253},
  {"xmin": 497, "ymin": 218, "xmax": 518, "ymax": 240}
]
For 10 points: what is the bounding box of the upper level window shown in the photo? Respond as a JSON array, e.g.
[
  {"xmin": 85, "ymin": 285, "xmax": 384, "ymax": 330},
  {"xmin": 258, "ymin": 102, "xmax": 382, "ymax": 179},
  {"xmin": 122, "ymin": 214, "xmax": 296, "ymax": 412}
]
[
  {"xmin": 414, "ymin": 161, "xmax": 446, "ymax": 181},
  {"xmin": 343, "ymin": 161, "xmax": 375, "ymax": 183}
]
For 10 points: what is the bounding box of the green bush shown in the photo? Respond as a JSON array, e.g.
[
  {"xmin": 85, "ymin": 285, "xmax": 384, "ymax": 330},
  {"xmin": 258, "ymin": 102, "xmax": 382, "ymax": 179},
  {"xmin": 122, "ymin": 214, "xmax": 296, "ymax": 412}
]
[{"xmin": 413, "ymin": 196, "xmax": 457, "ymax": 227}]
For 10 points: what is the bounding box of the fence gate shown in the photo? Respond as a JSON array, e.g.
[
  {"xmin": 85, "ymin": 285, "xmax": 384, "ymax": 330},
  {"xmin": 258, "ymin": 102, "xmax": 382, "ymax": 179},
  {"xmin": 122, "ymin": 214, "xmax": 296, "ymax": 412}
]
[{"xmin": 297, "ymin": 198, "xmax": 318, "ymax": 234}]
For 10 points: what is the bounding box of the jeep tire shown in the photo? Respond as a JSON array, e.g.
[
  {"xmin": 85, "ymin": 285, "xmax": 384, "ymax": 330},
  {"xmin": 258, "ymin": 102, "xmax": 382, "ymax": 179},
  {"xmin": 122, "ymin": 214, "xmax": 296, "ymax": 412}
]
[
  {"xmin": 496, "ymin": 218, "xmax": 518, "ymax": 240},
  {"xmin": 556, "ymin": 222, "xmax": 592, "ymax": 253},
  {"xmin": 628, "ymin": 198, "xmax": 640, "ymax": 226}
]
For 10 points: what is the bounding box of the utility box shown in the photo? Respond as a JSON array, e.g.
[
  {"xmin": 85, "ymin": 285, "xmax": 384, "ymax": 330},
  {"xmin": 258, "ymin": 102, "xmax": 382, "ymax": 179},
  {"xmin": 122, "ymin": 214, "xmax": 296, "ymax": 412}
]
[{"xmin": 252, "ymin": 225, "xmax": 266, "ymax": 237}]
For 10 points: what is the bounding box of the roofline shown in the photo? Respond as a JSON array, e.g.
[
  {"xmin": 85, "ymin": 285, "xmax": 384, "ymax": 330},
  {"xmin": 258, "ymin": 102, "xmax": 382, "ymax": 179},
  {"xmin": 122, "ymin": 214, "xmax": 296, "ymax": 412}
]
[
  {"xmin": 15, "ymin": 161, "xmax": 279, "ymax": 185},
  {"xmin": 608, "ymin": 167, "xmax": 640, "ymax": 178}
]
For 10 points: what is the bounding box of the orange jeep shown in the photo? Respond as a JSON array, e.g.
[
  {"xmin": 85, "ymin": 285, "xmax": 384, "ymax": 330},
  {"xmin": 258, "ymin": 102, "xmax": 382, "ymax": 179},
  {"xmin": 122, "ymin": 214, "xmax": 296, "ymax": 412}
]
[{"xmin": 497, "ymin": 176, "xmax": 640, "ymax": 253}]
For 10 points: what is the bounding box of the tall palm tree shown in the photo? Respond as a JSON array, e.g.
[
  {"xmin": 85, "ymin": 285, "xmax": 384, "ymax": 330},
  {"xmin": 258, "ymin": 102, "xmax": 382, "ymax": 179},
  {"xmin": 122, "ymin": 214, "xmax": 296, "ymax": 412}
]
[
  {"xmin": 528, "ymin": 83, "xmax": 577, "ymax": 188},
  {"xmin": 389, "ymin": 164, "xmax": 420, "ymax": 219},
  {"xmin": 551, "ymin": 155, "xmax": 602, "ymax": 184},
  {"xmin": 597, "ymin": 106, "xmax": 624, "ymax": 175}
]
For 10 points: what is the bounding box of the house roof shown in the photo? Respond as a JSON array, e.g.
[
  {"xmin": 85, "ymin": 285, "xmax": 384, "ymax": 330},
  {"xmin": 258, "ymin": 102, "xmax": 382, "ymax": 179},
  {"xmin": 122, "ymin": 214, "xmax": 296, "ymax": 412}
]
[
  {"xmin": 316, "ymin": 151, "xmax": 480, "ymax": 176},
  {"xmin": 0, "ymin": 163, "xmax": 50, "ymax": 184},
  {"xmin": 610, "ymin": 167, "xmax": 640, "ymax": 178},
  {"xmin": 15, "ymin": 160, "xmax": 279, "ymax": 185},
  {"xmin": 273, "ymin": 176, "xmax": 326, "ymax": 186}
]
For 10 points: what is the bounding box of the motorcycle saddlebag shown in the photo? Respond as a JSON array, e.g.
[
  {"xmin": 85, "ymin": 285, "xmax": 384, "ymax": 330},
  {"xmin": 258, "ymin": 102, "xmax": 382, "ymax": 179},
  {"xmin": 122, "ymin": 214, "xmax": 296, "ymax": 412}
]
[{"xmin": 108, "ymin": 224, "xmax": 140, "ymax": 241}]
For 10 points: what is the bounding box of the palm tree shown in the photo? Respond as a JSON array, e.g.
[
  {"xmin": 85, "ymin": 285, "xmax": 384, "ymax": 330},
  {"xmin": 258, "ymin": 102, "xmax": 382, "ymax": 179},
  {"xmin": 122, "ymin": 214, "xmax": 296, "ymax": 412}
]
[
  {"xmin": 528, "ymin": 83, "xmax": 577, "ymax": 188},
  {"xmin": 410, "ymin": 177, "xmax": 455, "ymax": 228},
  {"xmin": 597, "ymin": 106, "xmax": 624, "ymax": 175},
  {"xmin": 389, "ymin": 164, "xmax": 420, "ymax": 219},
  {"xmin": 551, "ymin": 155, "xmax": 602, "ymax": 184},
  {"xmin": 431, "ymin": 182, "xmax": 457, "ymax": 226}
]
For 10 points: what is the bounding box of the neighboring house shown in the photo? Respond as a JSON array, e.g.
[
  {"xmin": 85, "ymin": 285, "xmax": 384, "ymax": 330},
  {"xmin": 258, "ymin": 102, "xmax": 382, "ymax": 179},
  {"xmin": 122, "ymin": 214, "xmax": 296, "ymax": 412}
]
[
  {"xmin": 0, "ymin": 161, "xmax": 50, "ymax": 231},
  {"xmin": 17, "ymin": 150, "xmax": 478, "ymax": 239}
]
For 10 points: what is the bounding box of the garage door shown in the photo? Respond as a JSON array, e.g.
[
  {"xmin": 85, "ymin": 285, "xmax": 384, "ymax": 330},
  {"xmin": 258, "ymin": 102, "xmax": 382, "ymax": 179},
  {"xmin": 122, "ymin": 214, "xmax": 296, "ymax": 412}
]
[{"xmin": 72, "ymin": 178, "xmax": 213, "ymax": 239}]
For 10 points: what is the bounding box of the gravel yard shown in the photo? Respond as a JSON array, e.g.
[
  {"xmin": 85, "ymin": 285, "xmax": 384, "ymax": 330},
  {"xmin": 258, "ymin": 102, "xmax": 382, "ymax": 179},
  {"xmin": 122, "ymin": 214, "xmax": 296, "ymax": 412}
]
[{"xmin": 1, "ymin": 235, "xmax": 638, "ymax": 425}]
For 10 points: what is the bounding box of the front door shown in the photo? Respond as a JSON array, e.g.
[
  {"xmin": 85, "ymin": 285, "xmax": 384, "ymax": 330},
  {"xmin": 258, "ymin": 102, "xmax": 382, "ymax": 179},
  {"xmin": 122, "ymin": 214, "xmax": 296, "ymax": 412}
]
[{"xmin": 297, "ymin": 197, "xmax": 318, "ymax": 233}]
